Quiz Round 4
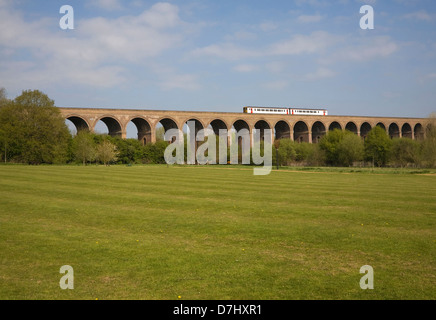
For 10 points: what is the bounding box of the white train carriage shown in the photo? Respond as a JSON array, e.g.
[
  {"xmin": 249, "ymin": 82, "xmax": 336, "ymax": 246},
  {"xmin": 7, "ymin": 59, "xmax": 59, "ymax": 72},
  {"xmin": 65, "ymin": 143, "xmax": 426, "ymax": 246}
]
[
  {"xmin": 243, "ymin": 106, "xmax": 289, "ymax": 114},
  {"xmin": 243, "ymin": 106, "xmax": 328, "ymax": 115},
  {"xmin": 290, "ymin": 108, "xmax": 328, "ymax": 116}
]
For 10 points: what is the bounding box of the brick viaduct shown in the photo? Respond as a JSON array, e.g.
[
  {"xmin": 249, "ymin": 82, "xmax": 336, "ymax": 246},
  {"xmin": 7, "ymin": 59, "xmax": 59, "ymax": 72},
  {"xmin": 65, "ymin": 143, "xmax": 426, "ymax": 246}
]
[{"xmin": 59, "ymin": 107, "xmax": 429, "ymax": 144}]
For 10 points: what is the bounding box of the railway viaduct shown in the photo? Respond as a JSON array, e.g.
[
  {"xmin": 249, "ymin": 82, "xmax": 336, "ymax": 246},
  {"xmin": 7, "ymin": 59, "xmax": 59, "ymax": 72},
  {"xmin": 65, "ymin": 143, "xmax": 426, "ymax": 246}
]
[{"xmin": 59, "ymin": 107, "xmax": 429, "ymax": 144}]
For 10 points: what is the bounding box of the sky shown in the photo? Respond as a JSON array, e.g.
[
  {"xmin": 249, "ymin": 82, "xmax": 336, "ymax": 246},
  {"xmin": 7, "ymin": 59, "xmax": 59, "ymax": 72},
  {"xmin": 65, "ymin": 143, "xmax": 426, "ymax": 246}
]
[{"xmin": 1, "ymin": 0, "xmax": 436, "ymax": 120}]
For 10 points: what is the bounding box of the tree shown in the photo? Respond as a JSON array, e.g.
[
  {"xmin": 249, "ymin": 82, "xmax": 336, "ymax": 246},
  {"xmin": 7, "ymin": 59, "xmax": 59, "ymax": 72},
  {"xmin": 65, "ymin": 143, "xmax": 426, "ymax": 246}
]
[
  {"xmin": 0, "ymin": 90, "xmax": 71, "ymax": 164},
  {"xmin": 73, "ymin": 131, "xmax": 96, "ymax": 165},
  {"xmin": 364, "ymin": 126, "xmax": 392, "ymax": 167},
  {"xmin": 97, "ymin": 139, "xmax": 118, "ymax": 166},
  {"xmin": 319, "ymin": 129, "xmax": 362, "ymax": 166},
  {"xmin": 421, "ymin": 116, "xmax": 436, "ymax": 168},
  {"xmin": 390, "ymin": 138, "xmax": 420, "ymax": 167},
  {"xmin": 155, "ymin": 126, "xmax": 165, "ymax": 141},
  {"xmin": 294, "ymin": 142, "xmax": 316, "ymax": 163},
  {"xmin": 319, "ymin": 129, "xmax": 347, "ymax": 165},
  {"xmin": 276, "ymin": 139, "xmax": 297, "ymax": 166},
  {"xmin": 0, "ymin": 87, "xmax": 8, "ymax": 107},
  {"xmin": 337, "ymin": 133, "xmax": 364, "ymax": 166},
  {"xmin": 108, "ymin": 137, "xmax": 143, "ymax": 164}
]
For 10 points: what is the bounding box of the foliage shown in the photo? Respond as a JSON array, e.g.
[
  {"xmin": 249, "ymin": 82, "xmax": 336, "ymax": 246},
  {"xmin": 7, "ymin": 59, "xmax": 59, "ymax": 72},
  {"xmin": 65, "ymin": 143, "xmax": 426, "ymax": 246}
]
[
  {"xmin": 364, "ymin": 126, "xmax": 393, "ymax": 167},
  {"xmin": 318, "ymin": 129, "xmax": 363, "ymax": 166},
  {"xmin": 155, "ymin": 126, "xmax": 165, "ymax": 141},
  {"xmin": 318, "ymin": 129, "xmax": 347, "ymax": 165},
  {"xmin": 390, "ymin": 138, "xmax": 420, "ymax": 167},
  {"xmin": 276, "ymin": 139, "xmax": 296, "ymax": 166},
  {"xmin": 109, "ymin": 138, "xmax": 144, "ymax": 164},
  {"xmin": 142, "ymin": 140, "xmax": 169, "ymax": 164},
  {"xmin": 0, "ymin": 87, "xmax": 8, "ymax": 107},
  {"xmin": 96, "ymin": 139, "xmax": 118, "ymax": 166},
  {"xmin": 72, "ymin": 131, "xmax": 96, "ymax": 165},
  {"xmin": 0, "ymin": 90, "xmax": 71, "ymax": 164},
  {"xmin": 294, "ymin": 142, "xmax": 316, "ymax": 163},
  {"xmin": 336, "ymin": 133, "xmax": 364, "ymax": 166},
  {"xmin": 421, "ymin": 119, "xmax": 436, "ymax": 168}
]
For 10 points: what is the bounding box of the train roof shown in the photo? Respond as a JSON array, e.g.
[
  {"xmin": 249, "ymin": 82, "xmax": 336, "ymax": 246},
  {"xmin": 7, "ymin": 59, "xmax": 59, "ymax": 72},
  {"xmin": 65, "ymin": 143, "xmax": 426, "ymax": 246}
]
[{"xmin": 245, "ymin": 106, "xmax": 327, "ymax": 111}]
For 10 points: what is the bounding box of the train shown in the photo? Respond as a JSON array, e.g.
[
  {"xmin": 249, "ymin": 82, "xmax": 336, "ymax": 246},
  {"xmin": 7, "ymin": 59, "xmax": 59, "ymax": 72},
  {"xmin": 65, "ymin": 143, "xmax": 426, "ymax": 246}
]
[{"xmin": 243, "ymin": 106, "xmax": 328, "ymax": 116}]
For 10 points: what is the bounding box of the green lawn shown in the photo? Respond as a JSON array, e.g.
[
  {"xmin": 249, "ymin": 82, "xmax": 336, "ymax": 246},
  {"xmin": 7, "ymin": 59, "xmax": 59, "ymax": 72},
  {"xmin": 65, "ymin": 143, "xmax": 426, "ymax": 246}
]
[{"xmin": 0, "ymin": 165, "xmax": 435, "ymax": 300}]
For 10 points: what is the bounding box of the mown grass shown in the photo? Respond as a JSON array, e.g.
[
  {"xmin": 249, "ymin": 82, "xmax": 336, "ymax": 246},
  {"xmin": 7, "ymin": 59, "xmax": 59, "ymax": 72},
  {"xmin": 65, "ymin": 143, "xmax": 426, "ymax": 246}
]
[{"xmin": 0, "ymin": 164, "xmax": 435, "ymax": 300}]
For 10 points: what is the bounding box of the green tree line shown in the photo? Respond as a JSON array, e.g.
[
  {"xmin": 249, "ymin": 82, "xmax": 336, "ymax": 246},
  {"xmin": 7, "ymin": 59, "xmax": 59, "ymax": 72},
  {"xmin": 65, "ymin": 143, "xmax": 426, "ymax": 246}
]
[{"xmin": 1, "ymin": 89, "xmax": 436, "ymax": 167}]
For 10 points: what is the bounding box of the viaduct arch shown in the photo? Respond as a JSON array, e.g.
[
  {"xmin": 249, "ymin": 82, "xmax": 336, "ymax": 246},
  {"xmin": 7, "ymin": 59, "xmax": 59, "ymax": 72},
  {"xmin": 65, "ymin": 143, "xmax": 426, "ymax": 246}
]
[{"xmin": 60, "ymin": 107, "xmax": 429, "ymax": 145}]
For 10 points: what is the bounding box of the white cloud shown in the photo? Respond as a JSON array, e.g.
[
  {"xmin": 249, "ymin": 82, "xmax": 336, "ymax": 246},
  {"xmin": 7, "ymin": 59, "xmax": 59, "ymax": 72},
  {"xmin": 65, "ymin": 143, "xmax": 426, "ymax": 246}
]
[
  {"xmin": 297, "ymin": 14, "xmax": 324, "ymax": 23},
  {"xmin": 295, "ymin": 0, "xmax": 330, "ymax": 7},
  {"xmin": 193, "ymin": 31, "xmax": 341, "ymax": 60},
  {"xmin": 0, "ymin": 2, "xmax": 191, "ymax": 89},
  {"xmin": 356, "ymin": 0, "xmax": 376, "ymax": 4},
  {"xmin": 425, "ymin": 73, "xmax": 436, "ymax": 80},
  {"xmin": 0, "ymin": 0, "xmax": 12, "ymax": 8},
  {"xmin": 262, "ymin": 80, "xmax": 288, "ymax": 90},
  {"xmin": 259, "ymin": 22, "xmax": 278, "ymax": 32},
  {"xmin": 192, "ymin": 43, "xmax": 261, "ymax": 60},
  {"xmin": 89, "ymin": 0, "xmax": 124, "ymax": 11},
  {"xmin": 159, "ymin": 73, "xmax": 200, "ymax": 90},
  {"xmin": 336, "ymin": 36, "xmax": 398, "ymax": 62},
  {"xmin": 233, "ymin": 64, "xmax": 259, "ymax": 72},
  {"xmin": 269, "ymin": 31, "xmax": 342, "ymax": 55},
  {"xmin": 404, "ymin": 10, "xmax": 434, "ymax": 22},
  {"xmin": 224, "ymin": 31, "xmax": 257, "ymax": 41},
  {"xmin": 318, "ymin": 36, "xmax": 398, "ymax": 64},
  {"xmin": 304, "ymin": 67, "xmax": 335, "ymax": 80},
  {"xmin": 265, "ymin": 61, "xmax": 286, "ymax": 74}
]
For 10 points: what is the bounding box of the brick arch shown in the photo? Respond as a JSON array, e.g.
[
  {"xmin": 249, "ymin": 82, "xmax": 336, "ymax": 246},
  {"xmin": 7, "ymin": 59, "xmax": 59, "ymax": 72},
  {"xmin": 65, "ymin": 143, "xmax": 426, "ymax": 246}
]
[
  {"xmin": 328, "ymin": 121, "xmax": 342, "ymax": 131},
  {"xmin": 232, "ymin": 119, "xmax": 251, "ymax": 132},
  {"xmin": 156, "ymin": 116, "xmax": 180, "ymax": 143},
  {"xmin": 126, "ymin": 116, "xmax": 152, "ymax": 145},
  {"xmin": 207, "ymin": 118, "xmax": 229, "ymax": 135},
  {"xmin": 156, "ymin": 116, "xmax": 179, "ymax": 131},
  {"xmin": 360, "ymin": 122, "xmax": 372, "ymax": 139},
  {"xmin": 312, "ymin": 121, "xmax": 327, "ymax": 143},
  {"xmin": 254, "ymin": 119, "xmax": 273, "ymax": 143},
  {"xmin": 388, "ymin": 122, "xmax": 400, "ymax": 139},
  {"xmin": 231, "ymin": 119, "xmax": 251, "ymax": 150},
  {"xmin": 414, "ymin": 123, "xmax": 424, "ymax": 140},
  {"xmin": 181, "ymin": 117, "xmax": 206, "ymax": 132},
  {"xmin": 65, "ymin": 114, "xmax": 91, "ymax": 132},
  {"xmin": 376, "ymin": 122, "xmax": 387, "ymax": 132},
  {"xmin": 94, "ymin": 115, "xmax": 123, "ymax": 137},
  {"xmin": 401, "ymin": 122, "xmax": 412, "ymax": 139},
  {"xmin": 345, "ymin": 121, "xmax": 358, "ymax": 134},
  {"xmin": 294, "ymin": 120, "xmax": 310, "ymax": 143},
  {"xmin": 274, "ymin": 120, "xmax": 292, "ymax": 140}
]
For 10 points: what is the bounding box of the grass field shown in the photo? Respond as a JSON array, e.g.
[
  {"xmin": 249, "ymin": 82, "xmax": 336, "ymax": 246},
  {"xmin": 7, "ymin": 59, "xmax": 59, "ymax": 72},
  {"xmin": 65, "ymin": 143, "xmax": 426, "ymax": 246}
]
[{"xmin": 0, "ymin": 164, "xmax": 435, "ymax": 300}]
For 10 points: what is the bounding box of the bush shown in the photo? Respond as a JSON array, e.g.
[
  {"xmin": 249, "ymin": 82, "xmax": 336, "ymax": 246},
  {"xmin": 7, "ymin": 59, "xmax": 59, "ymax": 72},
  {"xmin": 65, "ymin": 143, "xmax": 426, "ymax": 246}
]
[
  {"xmin": 337, "ymin": 134, "xmax": 364, "ymax": 166},
  {"xmin": 390, "ymin": 138, "xmax": 420, "ymax": 167},
  {"xmin": 364, "ymin": 126, "xmax": 392, "ymax": 167},
  {"xmin": 0, "ymin": 90, "xmax": 71, "ymax": 164}
]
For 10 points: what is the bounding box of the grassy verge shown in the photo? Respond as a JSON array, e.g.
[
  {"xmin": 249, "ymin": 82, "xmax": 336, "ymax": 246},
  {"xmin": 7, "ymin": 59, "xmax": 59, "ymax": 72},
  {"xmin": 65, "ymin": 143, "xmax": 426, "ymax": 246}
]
[{"xmin": 0, "ymin": 165, "xmax": 435, "ymax": 299}]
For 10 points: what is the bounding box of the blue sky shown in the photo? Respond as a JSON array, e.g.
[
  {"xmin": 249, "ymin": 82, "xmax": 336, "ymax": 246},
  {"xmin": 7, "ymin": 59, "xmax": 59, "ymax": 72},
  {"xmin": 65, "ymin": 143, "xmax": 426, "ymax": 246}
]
[{"xmin": 1, "ymin": 0, "xmax": 436, "ymax": 119}]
